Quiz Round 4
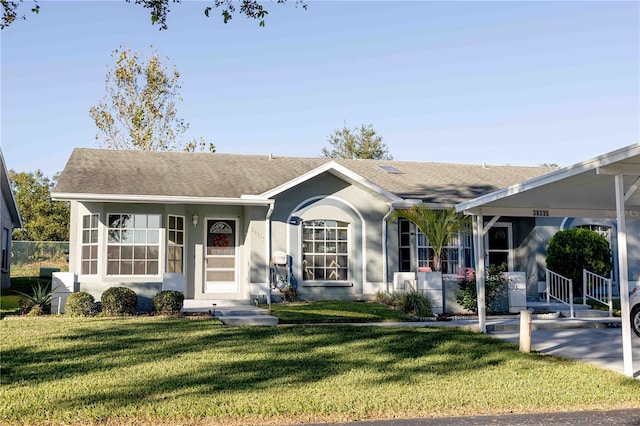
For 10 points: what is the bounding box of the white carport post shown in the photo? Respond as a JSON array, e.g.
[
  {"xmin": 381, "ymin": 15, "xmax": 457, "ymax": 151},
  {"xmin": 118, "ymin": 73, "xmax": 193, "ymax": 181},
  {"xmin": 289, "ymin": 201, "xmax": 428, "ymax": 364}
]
[
  {"xmin": 474, "ymin": 215, "xmax": 487, "ymax": 333},
  {"xmin": 614, "ymin": 172, "xmax": 634, "ymax": 377}
]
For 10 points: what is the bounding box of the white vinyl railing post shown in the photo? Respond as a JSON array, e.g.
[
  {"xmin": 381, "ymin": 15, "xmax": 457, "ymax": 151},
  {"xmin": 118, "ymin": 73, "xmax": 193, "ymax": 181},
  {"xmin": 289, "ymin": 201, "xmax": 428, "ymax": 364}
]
[
  {"xmin": 569, "ymin": 278, "xmax": 574, "ymax": 318},
  {"xmin": 546, "ymin": 269, "xmax": 550, "ymax": 304},
  {"xmin": 607, "ymin": 276, "xmax": 613, "ymax": 317},
  {"xmin": 583, "ymin": 269, "xmax": 587, "ymax": 306}
]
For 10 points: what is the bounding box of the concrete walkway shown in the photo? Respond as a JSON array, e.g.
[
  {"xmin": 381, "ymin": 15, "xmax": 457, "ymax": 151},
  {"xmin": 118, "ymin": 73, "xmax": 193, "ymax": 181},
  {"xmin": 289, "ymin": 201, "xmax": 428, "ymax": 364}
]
[{"xmin": 353, "ymin": 316, "xmax": 640, "ymax": 378}]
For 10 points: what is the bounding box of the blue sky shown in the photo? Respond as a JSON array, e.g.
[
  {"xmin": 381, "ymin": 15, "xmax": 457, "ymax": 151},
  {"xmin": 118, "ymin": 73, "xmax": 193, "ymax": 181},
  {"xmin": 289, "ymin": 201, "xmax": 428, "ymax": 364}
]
[{"xmin": 1, "ymin": 1, "xmax": 639, "ymax": 177}]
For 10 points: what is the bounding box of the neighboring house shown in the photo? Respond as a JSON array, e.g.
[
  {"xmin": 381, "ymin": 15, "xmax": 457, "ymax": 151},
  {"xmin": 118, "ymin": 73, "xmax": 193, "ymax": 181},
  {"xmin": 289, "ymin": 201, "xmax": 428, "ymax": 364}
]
[
  {"xmin": 52, "ymin": 148, "xmax": 566, "ymax": 309},
  {"xmin": 0, "ymin": 148, "xmax": 23, "ymax": 289}
]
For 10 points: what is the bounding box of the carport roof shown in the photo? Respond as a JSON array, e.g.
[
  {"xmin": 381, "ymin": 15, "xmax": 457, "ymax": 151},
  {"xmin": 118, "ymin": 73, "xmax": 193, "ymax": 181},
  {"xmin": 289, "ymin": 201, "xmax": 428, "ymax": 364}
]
[{"xmin": 456, "ymin": 143, "xmax": 640, "ymax": 218}]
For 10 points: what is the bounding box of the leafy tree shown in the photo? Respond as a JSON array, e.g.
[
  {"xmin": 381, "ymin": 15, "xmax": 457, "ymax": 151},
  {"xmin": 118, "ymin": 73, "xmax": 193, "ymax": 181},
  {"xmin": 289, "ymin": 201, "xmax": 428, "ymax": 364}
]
[
  {"xmin": 1, "ymin": 0, "xmax": 306, "ymax": 30},
  {"xmin": 0, "ymin": 0, "xmax": 39, "ymax": 29},
  {"xmin": 390, "ymin": 206, "xmax": 469, "ymax": 272},
  {"xmin": 9, "ymin": 170, "xmax": 69, "ymax": 241},
  {"xmin": 89, "ymin": 47, "xmax": 215, "ymax": 153},
  {"xmin": 546, "ymin": 228, "xmax": 612, "ymax": 296},
  {"xmin": 321, "ymin": 123, "xmax": 392, "ymax": 160}
]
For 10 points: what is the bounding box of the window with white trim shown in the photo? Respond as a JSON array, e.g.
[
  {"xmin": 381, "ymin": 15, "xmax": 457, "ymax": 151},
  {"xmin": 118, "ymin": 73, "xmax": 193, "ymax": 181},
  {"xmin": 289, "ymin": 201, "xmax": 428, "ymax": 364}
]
[
  {"xmin": 302, "ymin": 220, "xmax": 349, "ymax": 281},
  {"xmin": 167, "ymin": 215, "xmax": 184, "ymax": 273},
  {"xmin": 398, "ymin": 219, "xmax": 412, "ymax": 272},
  {"xmin": 1, "ymin": 228, "xmax": 9, "ymax": 272},
  {"xmin": 107, "ymin": 214, "xmax": 160, "ymax": 276},
  {"xmin": 416, "ymin": 222, "xmax": 472, "ymax": 274},
  {"xmin": 81, "ymin": 214, "xmax": 99, "ymax": 275}
]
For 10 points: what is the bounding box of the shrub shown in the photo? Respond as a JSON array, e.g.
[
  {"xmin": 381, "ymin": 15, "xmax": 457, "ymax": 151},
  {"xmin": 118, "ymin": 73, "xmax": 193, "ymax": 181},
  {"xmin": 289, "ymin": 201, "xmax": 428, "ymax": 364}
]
[
  {"xmin": 153, "ymin": 290, "xmax": 185, "ymax": 315},
  {"xmin": 101, "ymin": 287, "xmax": 137, "ymax": 315},
  {"xmin": 280, "ymin": 285, "xmax": 299, "ymax": 303},
  {"xmin": 546, "ymin": 228, "xmax": 612, "ymax": 296},
  {"xmin": 65, "ymin": 292, "xmax": 96, "ymax": 316},
  {"xmin": 26, "ymin": 304, "xmax": 44, "ymax": 316},
  {"xmin": 455, "ymin": 263, "xmax": 507, "ymax": 313},
  {"xmin": 395, "ymin": 290, "xmax": 433, "ymax": 317},
  {"xmin": 374, "ymin": 290, "xmax": 394, "ymax": 306}
]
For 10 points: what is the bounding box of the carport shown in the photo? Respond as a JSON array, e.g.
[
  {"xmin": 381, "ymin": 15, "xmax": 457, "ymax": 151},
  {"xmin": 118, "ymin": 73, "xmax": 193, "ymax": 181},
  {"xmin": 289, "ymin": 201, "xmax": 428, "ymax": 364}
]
[{"xmin": 456, "ymin": 143, "xmax": 640, "ymax": 378}]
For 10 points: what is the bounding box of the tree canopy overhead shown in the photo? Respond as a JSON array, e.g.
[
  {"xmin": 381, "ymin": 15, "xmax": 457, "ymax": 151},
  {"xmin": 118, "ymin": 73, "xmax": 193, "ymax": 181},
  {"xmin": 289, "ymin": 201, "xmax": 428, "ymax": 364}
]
[
  {"xmin": 89, "ymin": 46, "xmax": 214, "ymax": 153},
  {"xmin": 9, "ymin": 170, "xmax": 69, "ymax": 242},
  {"xmin": 1, "ymin": 0, "xmax": 306, "ymax": 30},
  {"xmin": 321, "ymin": 123, "xmax": 392, "ymax": 160}
]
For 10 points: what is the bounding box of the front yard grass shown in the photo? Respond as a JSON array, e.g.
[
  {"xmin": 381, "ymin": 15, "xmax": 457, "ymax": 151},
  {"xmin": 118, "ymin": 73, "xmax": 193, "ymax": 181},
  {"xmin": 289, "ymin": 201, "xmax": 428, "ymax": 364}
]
[
  {"xmin": 269, "ymin": 300, "xmax": 417, "ymax": 323},
  {"xmin": 1, "ymin": 317, "xmax": 639, "ymax": 425}
]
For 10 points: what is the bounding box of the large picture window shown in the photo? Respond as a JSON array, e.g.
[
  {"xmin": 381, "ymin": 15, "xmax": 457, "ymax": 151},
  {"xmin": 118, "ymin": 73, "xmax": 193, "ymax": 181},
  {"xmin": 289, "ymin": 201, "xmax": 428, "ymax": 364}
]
[
  {"xmin": 81, "ymin": 214, "xmax": 99, "ymax": 275},
  {"xmin": 302, "ymin": 220, "xmax": 349, "ymax": 281},
  {"xmin": 167, "ymin": 215, "xmax": 184, "ymax": 273},
  {"xmin": 107, "ymin": 214, "xmax": 160, "ymax": 276}
]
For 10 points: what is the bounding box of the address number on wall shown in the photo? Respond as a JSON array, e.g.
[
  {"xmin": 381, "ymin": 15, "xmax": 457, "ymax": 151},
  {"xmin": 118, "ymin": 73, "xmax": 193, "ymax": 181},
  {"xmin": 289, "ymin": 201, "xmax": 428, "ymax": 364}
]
[{"xmin": 532, "ymin": 209, "xmax": 550, "ymax": 217}]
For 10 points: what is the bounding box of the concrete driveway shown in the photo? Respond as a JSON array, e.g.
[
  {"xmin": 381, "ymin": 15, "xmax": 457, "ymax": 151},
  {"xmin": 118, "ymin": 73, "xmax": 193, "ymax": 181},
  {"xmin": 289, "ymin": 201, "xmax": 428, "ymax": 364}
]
[{"xmin": 489, "ymin": 326, "xmax": 640, "ymax": 377}]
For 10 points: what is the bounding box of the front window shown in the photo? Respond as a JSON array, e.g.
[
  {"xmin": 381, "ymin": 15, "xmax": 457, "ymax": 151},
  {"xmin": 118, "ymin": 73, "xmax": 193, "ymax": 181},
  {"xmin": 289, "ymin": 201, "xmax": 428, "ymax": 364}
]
[
  {"xmin": 107, "ymin": 214, "xmax": 160, "ymax": 276},
  {"xmin": 81, "ymin": 214, "xmax": 99, "ymax": 275},
  {"xmin": 415, "ymin": 222, "xmax": 471, "ymax": 274},
  {"xmin": 167, "ymin": 215, "xmax": 184, "ymax": 273},
  {"xmin": 302, "ymin": 220, "xmax": 349, "ymax": 281},
  {"xmin": 398, "ymin": 219, "xmax": 412, "ymax": 272},
  {"xmin": 1, "ymin": 228, "xmax": 9, "ymax": 272}
]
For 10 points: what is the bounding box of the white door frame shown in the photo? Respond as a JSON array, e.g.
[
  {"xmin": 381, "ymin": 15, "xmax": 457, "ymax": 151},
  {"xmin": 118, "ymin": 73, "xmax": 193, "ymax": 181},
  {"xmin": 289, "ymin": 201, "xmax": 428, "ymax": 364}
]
[
  {"xmin": 204, "ymin": 217, "xmax": 238, "ymax": 294},
  {"xmin": 484, "ymin": 222, "xmax": 513, "ymax": 271}
]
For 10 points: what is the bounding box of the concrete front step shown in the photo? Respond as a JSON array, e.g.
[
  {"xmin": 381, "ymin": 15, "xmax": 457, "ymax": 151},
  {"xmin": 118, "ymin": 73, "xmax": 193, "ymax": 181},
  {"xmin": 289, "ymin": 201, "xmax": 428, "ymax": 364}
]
[
  {"xmin": 219, "ymin": 315, "xmax": 279, "ymax": 326},
  {"xmin": 527, "ymin": 301, "xmax": 612, "ymax": 318},
  {"xmin": 214, "ymin": 307, "xmax": 272, "ymax": 316},
  {"xmin": 182, "ymin": 299, "xmax": 249, "ymax": 313},
  {"xmin": 527, "ymin": 302, "xmax": 593, "ymax": 312},
  {"xmin": 181, "ymin": 299, "xmax": 278, "ymax": 326}
]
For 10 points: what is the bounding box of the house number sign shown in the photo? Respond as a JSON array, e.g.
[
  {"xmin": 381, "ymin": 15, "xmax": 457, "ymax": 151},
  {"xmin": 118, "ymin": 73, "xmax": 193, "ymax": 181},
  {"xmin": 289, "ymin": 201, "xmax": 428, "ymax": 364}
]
[{"xmin": 532, "ymin": 209, "xmax": 550, "ymax": 217}]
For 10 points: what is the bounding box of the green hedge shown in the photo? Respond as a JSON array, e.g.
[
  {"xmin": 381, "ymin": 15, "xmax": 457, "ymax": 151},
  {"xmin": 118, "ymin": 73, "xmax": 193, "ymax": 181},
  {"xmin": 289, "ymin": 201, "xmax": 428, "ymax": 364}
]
[
  {"xmin": 65, "ymin": 292, "xmax": 96, "ymax": 317},
  {"xmin": 101, "ymin": 287, "xmax": 137, "ymax": 315},
  {"xmin": 152, "ymin": 290, "xmax": 184, "ymax": 315}
]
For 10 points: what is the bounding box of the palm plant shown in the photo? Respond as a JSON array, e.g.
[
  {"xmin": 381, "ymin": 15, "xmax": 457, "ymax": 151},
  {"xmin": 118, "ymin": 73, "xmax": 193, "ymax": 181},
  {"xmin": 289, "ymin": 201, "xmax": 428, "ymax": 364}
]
[{"xmin": 390, "ymin": 206, "xmax": 470, "ymax": 272}]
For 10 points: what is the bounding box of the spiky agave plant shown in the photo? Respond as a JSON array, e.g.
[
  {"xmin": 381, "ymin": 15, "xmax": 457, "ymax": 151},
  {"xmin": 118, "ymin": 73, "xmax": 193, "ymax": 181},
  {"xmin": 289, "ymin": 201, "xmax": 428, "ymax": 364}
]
[{"xmin": 13, "ymin": 281, "xmax": 61, "ymax": 314}]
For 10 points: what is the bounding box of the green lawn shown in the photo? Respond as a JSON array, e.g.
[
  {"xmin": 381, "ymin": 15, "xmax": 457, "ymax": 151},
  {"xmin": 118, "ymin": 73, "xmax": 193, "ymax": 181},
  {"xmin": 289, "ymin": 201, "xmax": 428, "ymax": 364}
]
[
  {"xmin": 269, "ymin": 300, "xmax": 417, "ymax": 323},
  {"xmin": 1, "ymin": 317, "xmax": 638, "ymax": 425}
]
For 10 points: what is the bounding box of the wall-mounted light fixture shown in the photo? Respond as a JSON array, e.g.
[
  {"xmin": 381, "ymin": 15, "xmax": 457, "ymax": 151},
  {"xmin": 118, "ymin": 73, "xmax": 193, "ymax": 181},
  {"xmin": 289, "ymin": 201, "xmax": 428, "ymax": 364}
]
[{"xmin": 192, "ymin": 214, "xmax": 199, "ymax": 227}]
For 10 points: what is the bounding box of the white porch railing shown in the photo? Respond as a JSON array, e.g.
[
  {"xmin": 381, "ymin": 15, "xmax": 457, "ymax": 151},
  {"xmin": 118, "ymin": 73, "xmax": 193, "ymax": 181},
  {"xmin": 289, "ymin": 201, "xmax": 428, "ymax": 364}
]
[
  {"xmin": 546, "ymin": 269, "xmax": 574, "ymax": 318},
  {"xmin": 583, "ymin": 269, "xmax": 613, "ymax": 317}
]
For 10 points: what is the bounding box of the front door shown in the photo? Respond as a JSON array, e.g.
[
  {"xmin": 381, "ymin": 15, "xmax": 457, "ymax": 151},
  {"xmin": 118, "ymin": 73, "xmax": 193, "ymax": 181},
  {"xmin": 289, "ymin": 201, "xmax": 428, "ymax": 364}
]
[
  {"xmin": 204, "ymin": 219, "xmax": 238, "ymax": 293},
  {"xmin": 485, "ymin": 223, "xmax": 513, "ymax": 271}
]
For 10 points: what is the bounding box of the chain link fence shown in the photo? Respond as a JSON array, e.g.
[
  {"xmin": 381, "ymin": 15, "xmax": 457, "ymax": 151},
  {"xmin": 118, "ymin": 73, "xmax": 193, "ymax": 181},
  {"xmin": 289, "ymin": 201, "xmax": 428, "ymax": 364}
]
[{"xmin": 11, "ymin": 241, "xmax": 69, "ymax": 277}]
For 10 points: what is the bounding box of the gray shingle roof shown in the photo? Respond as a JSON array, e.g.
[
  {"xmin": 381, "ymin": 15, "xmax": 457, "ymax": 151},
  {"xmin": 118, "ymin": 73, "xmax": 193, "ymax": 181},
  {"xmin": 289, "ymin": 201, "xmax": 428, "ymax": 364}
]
[{"xmin": 53, "ymin": 148, "xmax": 555, "ymax": 204}]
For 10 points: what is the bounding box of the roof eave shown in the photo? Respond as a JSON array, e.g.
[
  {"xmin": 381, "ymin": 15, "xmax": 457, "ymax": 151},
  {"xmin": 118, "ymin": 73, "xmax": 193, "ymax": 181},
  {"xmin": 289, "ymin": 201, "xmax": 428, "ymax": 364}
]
[
  {"xmin": 51, "ymin": 192, "xmax": 274, "ymax": 206},
  {"xmin": 456, "ymin": 142, "xmax": 640, "ymax": 214}
]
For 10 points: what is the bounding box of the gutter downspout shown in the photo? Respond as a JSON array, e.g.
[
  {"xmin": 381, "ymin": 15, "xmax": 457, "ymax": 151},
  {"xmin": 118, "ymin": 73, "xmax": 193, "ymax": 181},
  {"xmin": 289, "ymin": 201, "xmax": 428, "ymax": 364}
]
[
  {"xmin": 382, "ymin": 204, "xmax": 396, "ymax": 294},
  {"xmin": 265, "ymin": 201, "xmax": 275, "ymax": 309}
]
